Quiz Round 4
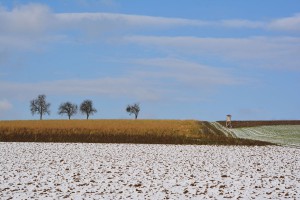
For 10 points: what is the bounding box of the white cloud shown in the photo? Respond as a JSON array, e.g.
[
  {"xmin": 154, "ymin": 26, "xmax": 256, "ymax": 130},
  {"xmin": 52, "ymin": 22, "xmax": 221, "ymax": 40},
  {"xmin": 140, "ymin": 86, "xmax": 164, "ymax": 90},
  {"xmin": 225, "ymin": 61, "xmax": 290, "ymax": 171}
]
[
  {"xmin": 220, "ymin": 19, "xmax": 264, "ymax": 28},
  {"xmin": 0, "ymin": 3, "xmax": 207, "ymax": 38},
  {"xmin": 133, "ymin": 58, "xmax": 243, "ymax": 86},
  {"xmin": 0, "ymin": 78, "xmax": 162, "ymax": 102},
  {"xmin": 0, "ymin": 3, "xmax": 208, "ymax": 56},
  {"xmin": 0, "ymin": 4, "xmax": 62, "ymax": 54},
  {"xmin": 268, "ymin": 13, "xmax": 300, "ymax": 31},
  {"xmin": 55, "ymin": 13, "xmax": 205, "ymax": 28},
  {"xmin": 1, "ymin": 3, "xmax": 300, "ymax": 72},
  {"xmin": 1, "ymin": 3, "xmax": 300, "ymax": 42},
  {"xmin": 0, "ymin": 99, "xmax": 13, "ymax": 111},
  {"xmin": 219, "ymin": 14, "xmax": 300, "ymax": 31},
  {"xmin": 0, "ymin": 4, "xmax": 53, "ymax": 35},
  {"xmin": 124, "ymin": 36, "xmax": 300, "ymax": 70},
  {"xmin": 0, "ymin": 58, "xmax": 244, "ymax": 102},
  {"xmin": 1, "ymin": 3, "xmax": 299, "ymax": 53}
]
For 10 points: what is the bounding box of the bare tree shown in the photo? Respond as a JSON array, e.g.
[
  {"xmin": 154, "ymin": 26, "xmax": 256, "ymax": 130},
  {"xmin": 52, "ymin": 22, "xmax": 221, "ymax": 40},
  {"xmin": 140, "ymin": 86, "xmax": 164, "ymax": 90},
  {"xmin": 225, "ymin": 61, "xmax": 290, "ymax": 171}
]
[
  {"xmin": 58, "ymin": 102, "xmax": 78, "ymax": 120},
  {"xmin": 80, "ymin": 100, "xmax": 97, "ymax": 119},
  {"xmin": 30, "ymin": 94, "xmax": 51, "ymax": 120},
  {"xmin": 126, "ymin": 103, "xmax": 140, "ymax": 119}
]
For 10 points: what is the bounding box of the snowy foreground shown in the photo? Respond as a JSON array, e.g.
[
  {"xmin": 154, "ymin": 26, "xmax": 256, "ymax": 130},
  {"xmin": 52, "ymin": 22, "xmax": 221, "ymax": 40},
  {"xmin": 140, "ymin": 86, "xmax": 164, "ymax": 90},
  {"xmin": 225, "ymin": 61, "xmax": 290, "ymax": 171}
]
[{"xmin": 1, "ymin": 143, "xmax": 299, "ymax": 199}]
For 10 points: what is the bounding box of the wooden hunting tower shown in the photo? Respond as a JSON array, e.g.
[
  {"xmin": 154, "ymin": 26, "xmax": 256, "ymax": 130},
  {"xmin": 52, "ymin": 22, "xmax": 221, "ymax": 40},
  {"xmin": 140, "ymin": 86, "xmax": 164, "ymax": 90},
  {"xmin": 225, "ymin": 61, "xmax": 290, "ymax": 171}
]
[{"xmin": 226, "ymin": 114, "xmax": 232, "ymax": 128}]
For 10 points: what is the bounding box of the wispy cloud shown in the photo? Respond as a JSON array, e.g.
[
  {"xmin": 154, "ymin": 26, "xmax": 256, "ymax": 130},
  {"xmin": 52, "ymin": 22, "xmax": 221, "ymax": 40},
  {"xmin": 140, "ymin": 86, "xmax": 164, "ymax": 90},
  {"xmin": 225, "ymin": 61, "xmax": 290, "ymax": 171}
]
[
  {"xmin": 220, "ymin": 19, "xmax": 264, "ymax": 28},
  {"xmin": 1, "ymin": 3, "xmax": 300, "ymax": 71},
  {"xmin": 0, "ymin": 4, "xmax": 54, "ymax": 35},
  {"xmin": 124, "ymin": 36, "xmax": 300, "ymax": 70},
  {"xmin": 268, "ymin": 13, "xmax": 300, "ymax": 31},
  {"xmin": 133, "ymin": 58, "xmax": 243, "ymax": 86},
  {"xmin": 55, "ymin": 13, "xmax": 206, "ymax": 28},
  {"xmin": 0, "ymin": 3, "xmax": 208, "ymax": 61},
  {"xmin": 0, "ymin": 3, "xmax": 206, "ymax": 39},
  {"xmin": 0, "ymin": 78, "xmax": 162, "ymax": 101},
  {"xmin": 1, "ymin": 3, "xmax": 299, "ymax": 40},
  {"xmin": 0, "ymin": 99, "xmax": 13, "ymax": 111},
  {"xmin": 0, "ymin": 4, "xmax": 61, "ymax": 54},
  {"xmin": 0, "ymin": 57, "xmax": 244, "ymax": 102},
  {"xmin": 1, "ymin": 3, "xmax": 300, "ymax": 53}
]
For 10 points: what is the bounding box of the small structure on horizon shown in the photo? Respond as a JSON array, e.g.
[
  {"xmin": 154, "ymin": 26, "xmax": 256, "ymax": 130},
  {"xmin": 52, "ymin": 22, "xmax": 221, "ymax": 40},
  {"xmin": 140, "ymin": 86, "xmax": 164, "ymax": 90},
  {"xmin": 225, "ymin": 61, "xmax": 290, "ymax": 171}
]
[{"xmin": 226, "ymin": 114, "xmax": 232, "ymax": 128}]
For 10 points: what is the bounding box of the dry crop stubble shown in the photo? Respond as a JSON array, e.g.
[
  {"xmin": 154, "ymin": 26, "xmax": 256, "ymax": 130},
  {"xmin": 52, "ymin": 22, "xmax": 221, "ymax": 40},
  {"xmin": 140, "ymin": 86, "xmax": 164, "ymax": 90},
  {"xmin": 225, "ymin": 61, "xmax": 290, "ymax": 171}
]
[{"xmin": 0, "ymin": 120, "xmax": 271, "ymax": 145}]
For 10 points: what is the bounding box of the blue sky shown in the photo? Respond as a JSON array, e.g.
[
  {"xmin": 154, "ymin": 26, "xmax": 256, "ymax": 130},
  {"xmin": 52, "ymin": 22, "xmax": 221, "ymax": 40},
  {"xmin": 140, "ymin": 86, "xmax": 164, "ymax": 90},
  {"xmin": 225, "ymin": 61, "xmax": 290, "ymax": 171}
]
[{"xmin": 0, "ymin": 0, "xmax": 299, "ymax": 121}]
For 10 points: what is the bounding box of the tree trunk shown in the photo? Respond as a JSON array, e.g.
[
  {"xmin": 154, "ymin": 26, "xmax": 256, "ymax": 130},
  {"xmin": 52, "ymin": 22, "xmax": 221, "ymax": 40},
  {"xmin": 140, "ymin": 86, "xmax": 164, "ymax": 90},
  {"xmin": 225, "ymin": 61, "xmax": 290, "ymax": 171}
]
[
  {"xmin": 87, "ymin": 114, "xmax": 89, "ymax": 120},
  {"xmin": 68, "ymin": 115, "xmax": 71, "ymax": 120},
  {"xmin": 40, "ymin": 105, "xmax": 43, "ymax": 120},
  {"xmin": 135, "ymin": 114, "xmax": 137, "ymax": 119}
]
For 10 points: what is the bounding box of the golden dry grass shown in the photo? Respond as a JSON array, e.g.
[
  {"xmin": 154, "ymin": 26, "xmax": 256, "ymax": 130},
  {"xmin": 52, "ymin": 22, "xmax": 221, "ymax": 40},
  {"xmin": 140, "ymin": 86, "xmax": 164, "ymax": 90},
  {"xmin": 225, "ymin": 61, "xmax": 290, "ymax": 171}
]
[{"xmin": 0, "ymin": 120, "xmax": 272, "ymax": 145}]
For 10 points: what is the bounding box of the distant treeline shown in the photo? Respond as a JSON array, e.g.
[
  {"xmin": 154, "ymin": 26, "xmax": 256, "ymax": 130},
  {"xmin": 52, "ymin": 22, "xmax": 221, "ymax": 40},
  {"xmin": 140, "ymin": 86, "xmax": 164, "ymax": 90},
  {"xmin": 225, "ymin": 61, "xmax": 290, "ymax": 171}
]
[{"xmin": 30, "ymin": 94, "xmax": 140, "ymax": 120}]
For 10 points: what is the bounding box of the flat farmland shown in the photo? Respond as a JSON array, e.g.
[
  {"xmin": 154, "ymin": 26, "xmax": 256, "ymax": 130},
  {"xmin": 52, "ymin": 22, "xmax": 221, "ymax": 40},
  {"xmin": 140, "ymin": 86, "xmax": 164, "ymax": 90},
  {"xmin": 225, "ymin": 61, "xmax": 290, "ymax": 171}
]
[
  {"xmin": 0, "ymin": 143, "xmax": 299, "ymax": 199},
  {"xmin": 0, "ymin": 120, "xmax": 270, "ymax": 145}
]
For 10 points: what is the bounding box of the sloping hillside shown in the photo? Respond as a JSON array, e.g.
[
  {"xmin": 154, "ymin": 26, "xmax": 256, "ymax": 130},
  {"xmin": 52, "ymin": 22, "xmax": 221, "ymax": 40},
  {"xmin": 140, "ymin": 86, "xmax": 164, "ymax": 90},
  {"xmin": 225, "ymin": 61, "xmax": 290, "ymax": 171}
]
[
  {"xmin": 217, "ymin": 120, "xmax": 300, "ymax": 128},
  {"xmin": 231, "ymin": 125, "xmax": 300, "ymax": 148},
  {"xmin": 215, "ymin": 121, "xmax": 300, "ymax": 147}
]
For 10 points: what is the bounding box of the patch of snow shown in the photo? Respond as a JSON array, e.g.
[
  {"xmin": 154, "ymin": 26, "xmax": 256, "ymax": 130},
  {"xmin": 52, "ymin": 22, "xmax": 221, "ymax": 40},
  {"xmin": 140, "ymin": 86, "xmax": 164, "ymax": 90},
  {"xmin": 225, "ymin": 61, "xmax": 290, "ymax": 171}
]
[
  {"xmin": 232, "ymin": 125, "xmax": 300, "ymax": 147},
  {"xmin": 210, "ymin": 122, "xmax": 237, "ymax": 137},
  {"xmin": 0, "ymin": 143, "xmax": 299, "ymax": 199}
]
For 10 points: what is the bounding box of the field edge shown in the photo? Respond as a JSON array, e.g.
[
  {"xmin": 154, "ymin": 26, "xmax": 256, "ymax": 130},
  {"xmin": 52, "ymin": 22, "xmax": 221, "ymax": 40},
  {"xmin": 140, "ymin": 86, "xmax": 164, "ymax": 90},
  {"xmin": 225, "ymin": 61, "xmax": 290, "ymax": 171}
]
[{"xmin": 0, "ymin": 120, "xmax": 273, "ymax": 145}]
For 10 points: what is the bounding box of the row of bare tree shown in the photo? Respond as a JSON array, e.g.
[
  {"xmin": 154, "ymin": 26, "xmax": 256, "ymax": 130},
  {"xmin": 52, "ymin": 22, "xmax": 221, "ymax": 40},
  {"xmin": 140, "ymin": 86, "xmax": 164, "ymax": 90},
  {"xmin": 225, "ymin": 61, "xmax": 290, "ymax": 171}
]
[{"xmin": 30, "ymin": 94, "xmax": 140, "ymax": 120}]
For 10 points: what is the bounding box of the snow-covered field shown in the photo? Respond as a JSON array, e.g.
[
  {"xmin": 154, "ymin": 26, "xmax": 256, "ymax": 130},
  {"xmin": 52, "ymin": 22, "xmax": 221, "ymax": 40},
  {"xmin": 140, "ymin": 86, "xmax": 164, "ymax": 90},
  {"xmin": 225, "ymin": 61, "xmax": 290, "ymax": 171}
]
[
  {"xmin": 232, "ymin": 125, "xmax": 300, "ymax": 147},
  {"xmin": 1, "ymin": 143, "xmax": 299, "ymax": 199}
]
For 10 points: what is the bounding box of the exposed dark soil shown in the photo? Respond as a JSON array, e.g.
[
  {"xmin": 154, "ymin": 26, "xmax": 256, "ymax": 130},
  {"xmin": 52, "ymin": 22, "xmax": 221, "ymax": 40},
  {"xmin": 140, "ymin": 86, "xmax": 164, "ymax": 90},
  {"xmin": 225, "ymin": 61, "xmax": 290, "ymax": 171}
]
[{"xmin": 217, "ymin": 120, "xmax": 300, "ymax": 128}]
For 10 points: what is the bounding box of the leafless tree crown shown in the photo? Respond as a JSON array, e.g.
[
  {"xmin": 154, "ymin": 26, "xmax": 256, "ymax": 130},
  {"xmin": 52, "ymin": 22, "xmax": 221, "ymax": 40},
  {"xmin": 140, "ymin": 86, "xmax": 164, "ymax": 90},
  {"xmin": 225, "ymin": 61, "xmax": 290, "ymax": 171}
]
[
  {"xmin": 30, "ymin": 94, "xmax": 51, "ymax": 120},
  {"xmin": 80, "ymin": 100, "xmax": 97, "ymax": 119},
  {"xmin": 58, "ymin": 102, "xmax": 78, "ymax": 120},
  {"xmin": 126, "ymin": 103, "xmax": 140, "ymax": 119}
]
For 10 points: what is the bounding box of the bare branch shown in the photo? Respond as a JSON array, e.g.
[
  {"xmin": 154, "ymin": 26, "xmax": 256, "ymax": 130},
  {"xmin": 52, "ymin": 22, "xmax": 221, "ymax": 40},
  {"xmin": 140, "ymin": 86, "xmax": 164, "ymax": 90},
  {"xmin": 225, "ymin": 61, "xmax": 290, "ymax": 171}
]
[
  {"xmin": 80, "ymin": 100, "xmax": 97, "ymax": 119},
  {"xmin": 29, "ymin": 94, "xmax": 51, "ymax": 120},
  {"xmin": 126, "ymin": 103, "xmax": 140, "ymax": 119},
  {"xmin": 58, "ymin": 102, "xmax": 78, "ymax": 120}
]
